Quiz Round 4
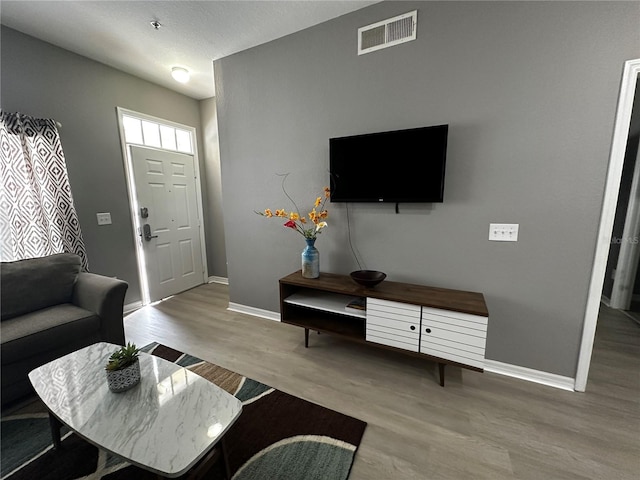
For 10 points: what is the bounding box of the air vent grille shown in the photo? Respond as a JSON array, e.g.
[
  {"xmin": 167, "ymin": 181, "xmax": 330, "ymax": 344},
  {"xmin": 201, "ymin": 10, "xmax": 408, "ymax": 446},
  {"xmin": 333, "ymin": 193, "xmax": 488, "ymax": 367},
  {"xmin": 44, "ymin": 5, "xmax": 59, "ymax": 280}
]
[
  {"xmin": 361, "ymin": 25, "xmax": 386, "ymax": 50},
  {"xmin": 358, "ymin": 11, "xmax": 417, "ymax": 55}
]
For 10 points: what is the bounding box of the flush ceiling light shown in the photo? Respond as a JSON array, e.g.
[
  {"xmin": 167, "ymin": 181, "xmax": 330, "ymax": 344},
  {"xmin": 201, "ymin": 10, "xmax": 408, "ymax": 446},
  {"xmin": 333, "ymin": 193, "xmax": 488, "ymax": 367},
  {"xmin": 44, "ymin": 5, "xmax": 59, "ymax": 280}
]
[{"xmin": 171, "ymin": 67, "xmax": 190, "ymax": 84}]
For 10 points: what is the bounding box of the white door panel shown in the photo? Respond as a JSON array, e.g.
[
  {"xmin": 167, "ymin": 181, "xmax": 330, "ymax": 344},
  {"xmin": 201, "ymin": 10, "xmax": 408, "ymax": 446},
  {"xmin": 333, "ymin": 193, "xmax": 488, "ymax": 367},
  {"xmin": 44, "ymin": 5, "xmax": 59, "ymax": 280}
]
[{"xmin": 131, "ymin": 146, "xmax": 204, "ymax": 301}]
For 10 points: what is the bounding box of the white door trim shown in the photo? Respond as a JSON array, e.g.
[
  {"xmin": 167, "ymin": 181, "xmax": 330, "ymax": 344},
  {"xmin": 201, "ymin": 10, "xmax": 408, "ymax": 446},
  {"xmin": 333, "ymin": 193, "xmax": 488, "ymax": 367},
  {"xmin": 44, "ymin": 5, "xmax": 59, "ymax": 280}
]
[
  {"xmin": 575, "ymin": 59, "xmax": 640, "ymax": 392},
  {"xmin": 116, "ymin": 107, "xmax": 209, "ymax": 305}
]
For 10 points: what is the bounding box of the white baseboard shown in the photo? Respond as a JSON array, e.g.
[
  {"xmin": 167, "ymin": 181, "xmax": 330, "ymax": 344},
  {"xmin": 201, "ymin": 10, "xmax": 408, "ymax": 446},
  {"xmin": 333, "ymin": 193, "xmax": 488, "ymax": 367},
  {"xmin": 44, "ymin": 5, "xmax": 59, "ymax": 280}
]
[
  {"xmin": 601, "ymin": 294, "xmax": 611, "ymax": 307},
  {"xmin": 208, "ymin": 276, "xmax": 229, "ymax": 285},
  {"xmin": 227, "ymin": 302, "xmax": 280, "ymax": 322},
  {"xmin": 124, "ymin": 301, "xmax": 143, "ymax": 315},
  {"xmin": 484, "ymin": 359, "xmax": 575, "ymax": 391},
  {"xmin": 225, "ymin": 303, "xmax": 576, "ymax": 391}
]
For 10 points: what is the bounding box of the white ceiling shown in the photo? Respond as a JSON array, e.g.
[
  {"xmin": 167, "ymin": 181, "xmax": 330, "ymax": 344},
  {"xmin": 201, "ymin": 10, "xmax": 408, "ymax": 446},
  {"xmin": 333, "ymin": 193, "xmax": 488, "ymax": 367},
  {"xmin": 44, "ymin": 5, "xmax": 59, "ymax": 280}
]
[{"xmin": 1, "ymin": 1, "xmax": 378, "ymax": 100}]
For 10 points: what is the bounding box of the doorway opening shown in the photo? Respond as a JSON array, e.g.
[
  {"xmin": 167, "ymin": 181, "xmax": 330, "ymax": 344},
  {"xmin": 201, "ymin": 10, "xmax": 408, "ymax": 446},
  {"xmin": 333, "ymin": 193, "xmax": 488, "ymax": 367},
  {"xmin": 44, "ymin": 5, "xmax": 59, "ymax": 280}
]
[
  {"xmin": 605, "ymin": 109, "xmax": 640, "ymax": 321},
  {"xmin": 576, "ymin": 59, "xmax": 640, "ymax": 392},
  {"xmin": 116, "ymin": 107, "xmax": 208, "ymax": 306}
]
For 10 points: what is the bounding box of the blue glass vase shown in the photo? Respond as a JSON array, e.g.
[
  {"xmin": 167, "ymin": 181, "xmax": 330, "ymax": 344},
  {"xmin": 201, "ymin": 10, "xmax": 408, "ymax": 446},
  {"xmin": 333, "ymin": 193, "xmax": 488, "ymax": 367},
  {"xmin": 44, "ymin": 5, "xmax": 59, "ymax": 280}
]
[{"xmin": 301, "ymin": 238, "xmax": 320, "ymax": 278}]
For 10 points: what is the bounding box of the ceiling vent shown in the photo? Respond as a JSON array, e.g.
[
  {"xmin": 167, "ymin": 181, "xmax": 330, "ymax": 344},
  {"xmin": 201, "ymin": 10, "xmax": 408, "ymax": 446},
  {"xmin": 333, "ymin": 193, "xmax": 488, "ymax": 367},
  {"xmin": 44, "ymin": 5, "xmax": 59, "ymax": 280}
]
[{"xmin": 358, "ymin": 10, "xmax": 417, "ymax": 56}]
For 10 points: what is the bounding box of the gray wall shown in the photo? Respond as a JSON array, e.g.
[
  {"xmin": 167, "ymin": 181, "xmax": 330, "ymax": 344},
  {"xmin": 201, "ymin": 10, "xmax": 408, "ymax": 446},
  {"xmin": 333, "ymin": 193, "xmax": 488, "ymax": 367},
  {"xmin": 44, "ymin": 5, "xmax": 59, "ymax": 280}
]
[
  {"xmin": 214, "ymin": 1, "xmax": 640, "ymax": 378},
  {"xmin": 0, "ymin": 26, "xmax": 217, "ymax": 304}
]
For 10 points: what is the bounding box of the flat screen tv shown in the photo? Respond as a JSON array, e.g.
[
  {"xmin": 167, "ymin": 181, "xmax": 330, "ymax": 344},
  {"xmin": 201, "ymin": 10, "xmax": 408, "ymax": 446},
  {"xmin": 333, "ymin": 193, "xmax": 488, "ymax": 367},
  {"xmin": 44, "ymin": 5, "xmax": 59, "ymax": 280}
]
[{"xmin": 329, "ymin": 124, "xmax": 448, "ymax": 203}]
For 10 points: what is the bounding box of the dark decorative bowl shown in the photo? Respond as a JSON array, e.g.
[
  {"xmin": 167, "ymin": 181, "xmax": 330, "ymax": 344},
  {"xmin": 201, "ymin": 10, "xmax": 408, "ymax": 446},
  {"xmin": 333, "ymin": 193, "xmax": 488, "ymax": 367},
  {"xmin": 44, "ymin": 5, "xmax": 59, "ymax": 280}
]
[{"xmin": 350, "ymin": 270, "xmax": 387, "ymax": 288}]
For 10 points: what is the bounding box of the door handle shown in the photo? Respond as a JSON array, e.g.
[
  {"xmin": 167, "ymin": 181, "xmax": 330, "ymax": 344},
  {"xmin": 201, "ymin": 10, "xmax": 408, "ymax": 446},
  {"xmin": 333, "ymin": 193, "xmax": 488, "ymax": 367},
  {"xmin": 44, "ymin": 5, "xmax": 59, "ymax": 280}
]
[{"xmin": 142, "ymin": 224, "xmax": 158, "ymax": 241}]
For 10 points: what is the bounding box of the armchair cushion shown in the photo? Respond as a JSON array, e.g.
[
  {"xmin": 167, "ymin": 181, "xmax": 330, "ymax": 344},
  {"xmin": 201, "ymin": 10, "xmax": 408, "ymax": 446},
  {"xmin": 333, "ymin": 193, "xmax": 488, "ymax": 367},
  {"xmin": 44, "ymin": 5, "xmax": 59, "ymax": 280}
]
[
  {"xmin": 1, "ymin": 304, "xmax": 100, "ymax": 360},
  {"xmin": 1, "ymin": 253, "xmax": 81, "ymax": 321}
]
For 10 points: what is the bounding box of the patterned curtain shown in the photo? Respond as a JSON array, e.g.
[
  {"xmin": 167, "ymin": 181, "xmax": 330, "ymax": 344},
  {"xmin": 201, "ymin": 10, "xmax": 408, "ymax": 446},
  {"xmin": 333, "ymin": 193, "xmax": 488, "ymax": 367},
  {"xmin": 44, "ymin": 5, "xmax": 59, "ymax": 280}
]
[{"xmin": 0, "ymin": 111, "xmax": 88, "ymax": 270}]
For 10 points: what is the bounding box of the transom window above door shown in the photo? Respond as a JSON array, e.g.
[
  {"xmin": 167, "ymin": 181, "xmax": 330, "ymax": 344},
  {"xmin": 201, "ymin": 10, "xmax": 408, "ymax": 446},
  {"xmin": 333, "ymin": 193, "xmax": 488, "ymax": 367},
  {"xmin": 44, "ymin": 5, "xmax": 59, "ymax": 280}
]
[{"xmin": 121, "ymin": 114, "xmax": 193, "ymax": 154}]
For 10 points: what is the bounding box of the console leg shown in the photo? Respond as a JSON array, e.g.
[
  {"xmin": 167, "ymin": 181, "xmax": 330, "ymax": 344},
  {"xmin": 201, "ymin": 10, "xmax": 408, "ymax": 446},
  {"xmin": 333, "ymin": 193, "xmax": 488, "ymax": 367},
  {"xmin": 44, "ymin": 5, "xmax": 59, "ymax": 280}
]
[
  {"xmin": 48, "ymin": 411, "xmax": 62, "ymax": 449},
  {"xmin": 304, "ymin": 328, "xmax": 309, "ymax": 348},
  {"xmin": 438, "ymin": 363, "xmax": 446, "ymax": 387}
]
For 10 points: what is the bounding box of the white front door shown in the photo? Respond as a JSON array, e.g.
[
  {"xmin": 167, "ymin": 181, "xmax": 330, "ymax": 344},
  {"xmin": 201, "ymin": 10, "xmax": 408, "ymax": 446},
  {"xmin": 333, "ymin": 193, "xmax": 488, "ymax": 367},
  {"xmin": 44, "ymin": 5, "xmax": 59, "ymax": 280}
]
[{"xmin": 131, "ymin": 146, "xmax": 204, "ymax": 301}]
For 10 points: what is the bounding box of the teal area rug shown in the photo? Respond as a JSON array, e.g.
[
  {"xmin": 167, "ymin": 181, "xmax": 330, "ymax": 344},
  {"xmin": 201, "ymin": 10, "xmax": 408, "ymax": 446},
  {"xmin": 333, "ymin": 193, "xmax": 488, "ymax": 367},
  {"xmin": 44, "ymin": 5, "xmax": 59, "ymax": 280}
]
[{"xmin": 1, "ymin": 343, "xmax": 367, "ymax": 480}]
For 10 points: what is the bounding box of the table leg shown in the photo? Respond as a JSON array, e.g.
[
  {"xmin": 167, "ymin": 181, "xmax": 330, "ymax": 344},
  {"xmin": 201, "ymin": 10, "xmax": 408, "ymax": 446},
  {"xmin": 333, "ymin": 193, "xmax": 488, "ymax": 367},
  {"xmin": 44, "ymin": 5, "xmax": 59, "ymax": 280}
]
[
  {"xmin": 48, "ymin": 411, "xmax": 62, "ymax": 449},
  {"xmin": 181, "ymin": 436, "xmax": 231, "ymax": 480},
  {"xmin": 182, "ymin": 442, "xmax": 223, "ymax": 480},
  {"xmin": 438, "ymin": 363, "xmax": 446, "ymax": 387},
  {"xmin": 304, "ymin": 328, "xmax": 309, "ymax": 348},
  {"xmin": 220, "ymin": 436, "xmax": 232, "ymax": 480}
]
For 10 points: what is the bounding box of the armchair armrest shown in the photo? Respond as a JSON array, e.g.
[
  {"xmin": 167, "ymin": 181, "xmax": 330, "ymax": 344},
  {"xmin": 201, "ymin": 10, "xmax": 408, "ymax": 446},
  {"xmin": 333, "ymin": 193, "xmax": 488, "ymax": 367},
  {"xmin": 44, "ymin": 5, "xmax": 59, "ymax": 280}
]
[{"xmin": 72, "ymin": 272, "xmax": 128, "ymax": 346}]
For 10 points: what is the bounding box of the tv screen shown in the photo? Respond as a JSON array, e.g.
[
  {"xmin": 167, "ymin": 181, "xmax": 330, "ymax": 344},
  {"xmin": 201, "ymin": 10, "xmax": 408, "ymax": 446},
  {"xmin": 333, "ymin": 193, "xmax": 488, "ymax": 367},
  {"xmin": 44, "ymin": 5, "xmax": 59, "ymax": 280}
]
[{"xmin": 329, "ymin": 124, "xmax": 448, "ymax": 203}]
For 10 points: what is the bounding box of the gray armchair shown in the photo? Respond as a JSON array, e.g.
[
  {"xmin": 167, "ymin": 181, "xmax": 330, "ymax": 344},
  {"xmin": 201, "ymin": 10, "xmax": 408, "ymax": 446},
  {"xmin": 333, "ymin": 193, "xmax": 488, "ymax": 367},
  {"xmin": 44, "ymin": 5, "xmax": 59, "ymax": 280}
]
[{"xmin": 1, "ymin": 253, "xmax": 128, "ymax": 407}]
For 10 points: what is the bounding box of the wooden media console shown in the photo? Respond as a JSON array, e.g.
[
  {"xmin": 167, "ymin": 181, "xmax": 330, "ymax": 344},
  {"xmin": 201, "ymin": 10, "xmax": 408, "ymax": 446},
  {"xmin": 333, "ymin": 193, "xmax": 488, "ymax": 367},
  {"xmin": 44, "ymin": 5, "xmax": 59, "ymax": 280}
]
[{"xmin": 279, "ymin": 271, "xmax": 489, "ymax": 386}]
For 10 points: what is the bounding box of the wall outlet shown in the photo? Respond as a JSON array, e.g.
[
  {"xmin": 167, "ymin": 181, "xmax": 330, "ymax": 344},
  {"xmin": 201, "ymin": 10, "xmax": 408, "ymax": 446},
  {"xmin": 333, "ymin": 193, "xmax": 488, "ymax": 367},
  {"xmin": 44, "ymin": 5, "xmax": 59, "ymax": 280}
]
[
  {"xmin": 96, "ymin": 212, "xmax": 112, "ymax": 225},
  {"xmin": 489, "ymin": 223, "xmax": 519, "ymax": 242}
]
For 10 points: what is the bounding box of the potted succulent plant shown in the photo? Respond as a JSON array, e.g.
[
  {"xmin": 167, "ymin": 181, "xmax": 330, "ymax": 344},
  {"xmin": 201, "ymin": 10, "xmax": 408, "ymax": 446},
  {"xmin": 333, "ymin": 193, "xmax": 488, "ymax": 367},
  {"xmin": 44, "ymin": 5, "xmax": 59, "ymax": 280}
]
[{"xmin": 105, "ymin": 343, "xmax": 141, "ymax": 393}]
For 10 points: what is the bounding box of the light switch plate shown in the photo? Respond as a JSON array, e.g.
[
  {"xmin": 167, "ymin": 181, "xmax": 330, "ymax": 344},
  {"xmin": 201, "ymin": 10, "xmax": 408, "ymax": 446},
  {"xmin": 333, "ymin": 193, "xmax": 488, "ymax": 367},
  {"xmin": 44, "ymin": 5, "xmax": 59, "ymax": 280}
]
[
  {"xmin": 489, "ymin": 223, "xmax": 518, "ymax": 241},
  {"xmin": 96, "ymin": 212, "xmax": 112, "ymax": 225}
]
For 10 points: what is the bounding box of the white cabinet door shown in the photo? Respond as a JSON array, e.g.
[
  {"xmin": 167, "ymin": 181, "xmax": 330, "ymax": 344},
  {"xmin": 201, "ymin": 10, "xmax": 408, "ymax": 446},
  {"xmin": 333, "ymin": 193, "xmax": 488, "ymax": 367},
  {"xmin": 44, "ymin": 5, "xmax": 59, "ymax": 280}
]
[
  {"xmin": 365, "ymin": 299, "xmax": 488, "ymax": 367},
  {"xmin": 420, "ymin": 307, "xmax": 488, "ymax": 369},
  {"xmin": 366, "ymin": 298, "xmax": 420, "ymax": 352}
]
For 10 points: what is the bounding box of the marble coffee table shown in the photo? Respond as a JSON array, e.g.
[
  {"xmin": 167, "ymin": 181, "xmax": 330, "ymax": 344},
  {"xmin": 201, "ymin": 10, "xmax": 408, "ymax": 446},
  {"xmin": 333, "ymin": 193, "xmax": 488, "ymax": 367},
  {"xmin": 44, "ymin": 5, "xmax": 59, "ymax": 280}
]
[{"xmin": 28, "ymin": 342, "xmax": 242, "ymax": 478}]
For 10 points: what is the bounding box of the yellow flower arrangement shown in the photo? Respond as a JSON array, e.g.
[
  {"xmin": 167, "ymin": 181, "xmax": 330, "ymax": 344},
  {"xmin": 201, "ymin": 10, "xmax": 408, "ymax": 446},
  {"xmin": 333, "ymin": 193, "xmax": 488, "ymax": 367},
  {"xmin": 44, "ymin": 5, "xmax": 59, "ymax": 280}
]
[{"xmin": 256, "ymin": 175, "xmax": 329, "ymax": 240}]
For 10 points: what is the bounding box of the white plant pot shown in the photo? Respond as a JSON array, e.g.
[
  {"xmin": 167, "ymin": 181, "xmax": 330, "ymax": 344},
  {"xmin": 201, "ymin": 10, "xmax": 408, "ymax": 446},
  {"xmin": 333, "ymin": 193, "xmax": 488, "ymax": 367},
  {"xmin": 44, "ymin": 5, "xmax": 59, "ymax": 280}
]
[{"xmin": 106, "ymin": 359, "xmax": 141, "ymax": 393}]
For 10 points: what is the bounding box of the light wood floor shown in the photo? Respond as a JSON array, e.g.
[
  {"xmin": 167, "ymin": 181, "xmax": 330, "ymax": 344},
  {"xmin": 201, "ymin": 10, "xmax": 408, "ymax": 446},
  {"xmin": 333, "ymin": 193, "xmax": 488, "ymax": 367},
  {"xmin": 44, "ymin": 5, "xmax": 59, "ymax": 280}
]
[
  {"xmin": 625, "ymin": 300, "xmax": 640, "ymax": 325},
  {"xmin": 125, "ymin": 283, "xmax": 640, "ymax": 480}
]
